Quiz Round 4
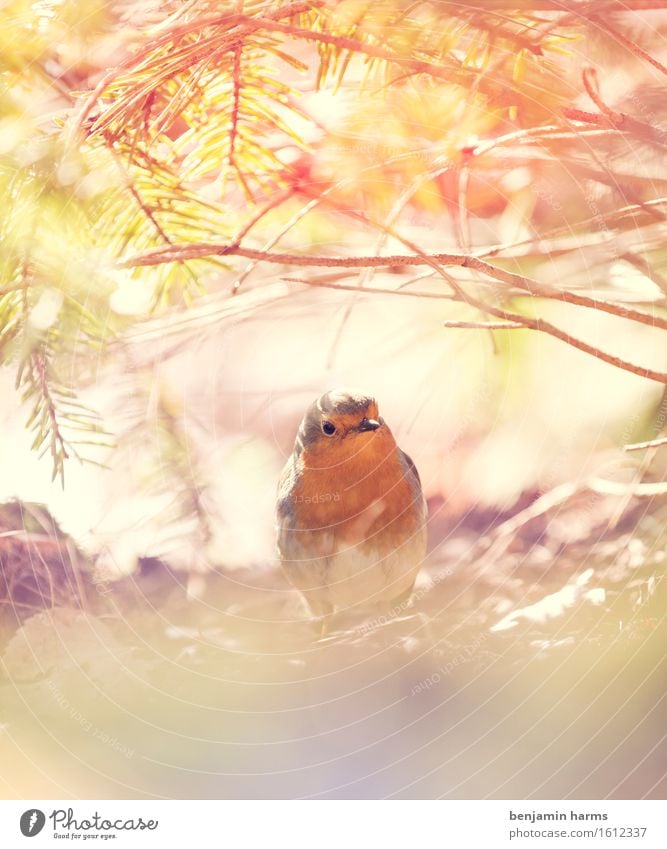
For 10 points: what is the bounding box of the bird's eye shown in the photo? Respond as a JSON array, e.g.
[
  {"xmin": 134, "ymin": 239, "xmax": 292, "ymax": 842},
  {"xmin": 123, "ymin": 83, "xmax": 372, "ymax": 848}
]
[{"xmin": 321, "ymin": 420, "xmax": 336, "ymax": 436}]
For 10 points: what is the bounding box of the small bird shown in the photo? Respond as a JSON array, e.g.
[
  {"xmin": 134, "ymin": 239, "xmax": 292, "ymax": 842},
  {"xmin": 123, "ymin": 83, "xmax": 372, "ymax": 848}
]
[{"xmin": 277, "ymin": 389, "xmax": 427, "ymax": 628}]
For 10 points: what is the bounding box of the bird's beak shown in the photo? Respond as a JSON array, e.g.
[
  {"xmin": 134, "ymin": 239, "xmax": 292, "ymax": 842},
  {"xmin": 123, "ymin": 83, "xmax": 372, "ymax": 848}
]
[{"xmin": 357, "ymin": 417, "xmax": 381, "ymax": 432}]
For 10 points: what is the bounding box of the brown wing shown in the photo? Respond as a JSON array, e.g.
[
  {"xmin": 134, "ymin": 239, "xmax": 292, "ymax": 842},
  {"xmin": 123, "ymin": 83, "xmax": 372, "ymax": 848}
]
[{"xmin": 399, "ymin": 448, "xmax": 422, "ymax": 489}]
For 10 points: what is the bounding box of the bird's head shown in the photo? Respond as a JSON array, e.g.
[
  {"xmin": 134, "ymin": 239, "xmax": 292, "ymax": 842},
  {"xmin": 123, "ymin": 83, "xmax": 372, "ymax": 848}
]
[{"xmin": 294, "ymin": 389, "xmax": 390, "ymax": 466}]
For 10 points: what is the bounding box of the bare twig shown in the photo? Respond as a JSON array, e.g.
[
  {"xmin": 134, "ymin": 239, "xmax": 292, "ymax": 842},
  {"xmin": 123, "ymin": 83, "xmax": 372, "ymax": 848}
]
[
  {"xmin": 620, "ymin": 251, "xmax": 667, "ymax": 297},
  {"xmin": 229, "ymin": 43, "xmax": 243, "ymax": 168},
  {"xmin": 591, "ymin": 16, "xmax": 667, "ymax": 78},
  {"xmin": 478, "ymin": 197, "xmax": 667, "ymax": 259},
  {"xmin": 234, "ymin": 187, "xmax": 296, "ymax": 244},
  {"xmin": 562, "ymin": 106, "xmax": 667, "ymax": 149},
  {"xmin": 333, "ymin": 209, "xmax": 667, "ymax": 386},
  {"xmin": 611, "ymin": 386, "xmax": 667, "ymax": 525},
  {"xmin": 442, "ymin": 320, "xmax": 524, "ymax": 329},
  {"xmin": 624, "ymin": 436, "xmax": 667, "ymax": 451},
  {"xmin": 281, "ymin": 276, "xmax": 458, "ymax": 300},
  {"xmin": 462, "ymin": 254, "xmax": 667, "ymax": 332},
  {"xmin": 479, "ymin": 481, "xmax": 581, "ymax": 568},
  {"xmin": 114, "ymin": 243, "xmax": 466, "ymax": 268},
  {"xmin": 231, "ymin": 195, "xmax": 323, "ymax": 294},
  {"xmin": 112, "ymin": 151, "xmax": 172, "ymax": 246},
  {"xmin": 469, "ymin": 123, "xmax": 605, "ymax": 158},
  {"xmin": 581, "ymin": 67, "xmax": 624, "ymax": 124},
  {"xmin": 119, "ymin": 243, "xmax": 667, "ymax": 332},
  {"xmin": 589, "ymin": 477, "xmax": 667, "ymax": 496},
  {"xmin": 445, "ymin": 290, "xmax": 667, "ymax": 384}
]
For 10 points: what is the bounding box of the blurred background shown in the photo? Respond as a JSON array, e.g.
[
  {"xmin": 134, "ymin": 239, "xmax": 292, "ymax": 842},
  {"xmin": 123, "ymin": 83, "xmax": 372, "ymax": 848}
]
[{"xmin": 0, "ymin": 0, "xmax": 666, "ymax": 799}]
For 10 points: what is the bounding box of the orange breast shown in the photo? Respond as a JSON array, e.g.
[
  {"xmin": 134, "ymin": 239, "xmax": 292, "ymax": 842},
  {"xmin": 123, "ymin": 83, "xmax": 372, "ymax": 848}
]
[{"xmin": 292, "ymin": 428, "xmax": 422, "ymax": 551}]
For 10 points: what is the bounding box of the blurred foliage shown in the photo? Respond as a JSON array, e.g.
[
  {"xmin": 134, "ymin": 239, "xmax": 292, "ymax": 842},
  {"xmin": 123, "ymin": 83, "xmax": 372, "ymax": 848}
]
[
  {"xmin": 1, "ymin": 0, "xmax": 667, "ymax": 483},
  {"xmin": 1, "ymin": 0, "xmax": 666, "ymax": 801},
  {"xmin": 0, "ymin": 491, "xmax": 664, "ymax": 797}
]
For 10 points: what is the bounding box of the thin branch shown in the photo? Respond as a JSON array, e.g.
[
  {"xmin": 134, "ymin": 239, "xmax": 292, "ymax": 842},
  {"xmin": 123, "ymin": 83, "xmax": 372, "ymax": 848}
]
[
  {"xmin": 588, "ymin": 477, "xmax": 667, "ymax": 496},
  {"xmin": 112, "ymin": 151, "xmax": 172, "ymax": 246},
  {"xmin": 115, "ymin": 243, "xmax": 471, "ymax": 267},
  {"xmin": 562, "ymin": 106, "xmax": 667, "ymax": 149},
  {"xmin": 469, "ymin": 123, "xmax": 606, "ymax": 158},
  {"xmin": 477, "ymin": 198, "xmax": 667, "ymax": 259},
  {"xmin": 620, "ymin": 251, "xmax": 667, "ymax": 297},
  {"xmin": 448, "ymin": 290, "xmax": 667, "ymax": 384},
  {"xmin": 281, "ymin": 276, "xmax": 458, "ymax": 300},
  {"xmin": 234, "ymin": 187, "xmax": 296, "ymax": 244},
  {"xmin": 624, "ymin": 436, "xmax": 667, "ymax": 451},
  {"xmin": 229, "ymin": 149, "xmax": 433, "ymax": 294},
  {"xmin": 119, "ymin": 243, "xmax": 667, "ymax": 332},
  {"xmin": 314, "ymin": 210, "xmax": 667, "ymax": 387},
  {"xmin": 228, "ymin": 43, "xmax": 243, "ymax": 171},
  {"xmin": 442, "ymin": 320, "xmax": 524, "ymax": 329},
  {"xmin": 581, "ymin": 66, "xmax": 623, "ymax": 124},
  {"xmin": 69, "ymin": 0, "xmax": 321, "ymax": 141},
  {"xmin": 591, "ymin": 16, "xmax": 667, "ymax": 78},
  {"xmin": 231, "ymin": 195, "xmax": 323, "ymax": 294},
  {"xmin": 462, "ymin": 254, "xmax": 667, "ymax": 332},
  {"xmin": 30, "ymin": 349, "xmax": 69, "ymax": 484}
]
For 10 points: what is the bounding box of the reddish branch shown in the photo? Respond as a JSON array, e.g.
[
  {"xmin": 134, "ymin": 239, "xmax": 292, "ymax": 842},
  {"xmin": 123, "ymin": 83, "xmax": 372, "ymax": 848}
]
[
  {"xmin": 119, "ymin": 243, "xmax": 667, "ymax": 333},
  {"xmin": 591, "ymin": 16, "xmax": 667, "ymax": 78},
  {"xmin": 118, "ymin": 242, "xmax": 667, "ymax": 384},
  {"xmin": 581, "ymin": 67, "xmax": 623, "ymax": 124},
  {"xmin": 70, "ymin": 0, "xmax": 321, "ymax": 139},
  {"xmin": 76, "ymin": 0, "xmax": 667, "ymax": 387},
  {"xmin": 281, "ymin": 276, "xmax": 458, "ymax": 301},
  {"xmin": 73, "ymin": 0, "xmax": 667, "ymax": 170},
  {"xmin": 562, "ymin": 107, "xmax": 667, "ymax": 149},
  {"xmin": 234, "ymin": 188, "xmax": 296, "ymax": 244},
  {"xmin": 478, "ymin": 198, "xmax": 667, "ymax": 261},
  {"xmin": 463, "ymin": 255, "xmax": 667, "ymax": 333},
  {"xmin": 228, "ymin": 44, "xmax": 243, "ymax": 170},
  {"xmin": 448, "ymin": 292, "xmax": 667, "ymax": 385}
]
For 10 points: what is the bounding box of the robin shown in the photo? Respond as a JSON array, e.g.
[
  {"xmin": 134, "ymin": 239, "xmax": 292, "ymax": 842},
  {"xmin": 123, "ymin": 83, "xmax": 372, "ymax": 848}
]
[{"xmin": 277, "ymin": 389, "xmax": 427, "ymax": 628}]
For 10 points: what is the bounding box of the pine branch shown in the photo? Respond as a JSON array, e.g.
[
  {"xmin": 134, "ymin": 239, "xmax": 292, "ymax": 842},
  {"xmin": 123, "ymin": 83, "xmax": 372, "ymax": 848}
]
[
  {"xmin": 17, "ymin": 341, "xmax": 113, "ymax": 486},
  {"xmin": 75, "ymin": 1, "xmax": 320, "ymax": 140},
  {"xmin": 23, "ymin": 348, "xmax": 70, "ymax": 486}
]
